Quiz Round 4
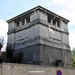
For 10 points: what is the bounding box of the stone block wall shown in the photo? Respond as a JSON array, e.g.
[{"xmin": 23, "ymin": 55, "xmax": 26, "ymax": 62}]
[
  {"xmin": 0, "ymin": 65, "xmax": 2, "ymax": 75},
  {"xmin": 0, "ymin": 63, "xmax": 75, "ymax": 75},
  {"xmin": 14, "ymin": 43, "xmax": 71, "ymax": 67},
  {"xmin": 0, "ymin": 68, "xmax": 1, "ymax": 75}
]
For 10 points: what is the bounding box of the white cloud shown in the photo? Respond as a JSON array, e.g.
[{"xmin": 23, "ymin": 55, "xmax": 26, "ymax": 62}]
[
  {"xmin": 0, "ymin": 20, "xmax": 8, "ymax": 36},
  {"xmin": 69, "ymin": 30, "xmax": 75, "ymax": 49},
  {"xmin": 57, "ymin": 9, "xmax": 75, "ymax": 26},
  {"xmin": 57, "ymin": 10, "xmax": 69, "ymax": 19},
  {"xmin": 53, "ymin": 0, "xmax": 67, "ymax": 5},
  {"xmin": 47, "ymin": 0, "xmax": 75, "ymax": 26},
  {"xmin": 0, "ymin": 19, "xmax": 8, "ymax": 51},
  {"xmin": 56, "ymin": 9, "xmax": 75, "ymax": 49},
  {"xmin": 52, "ymin": 0, "xmax": 75, "ymax": 48}
]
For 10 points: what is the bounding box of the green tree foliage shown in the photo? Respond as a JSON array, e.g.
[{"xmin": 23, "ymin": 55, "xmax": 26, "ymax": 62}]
[
  {"xmin": 12, "ymin": 51, "xmax": 23, "ymax": 63},
  {"xmin": 6, "ymin": 43, "xmax": 14, "ymax": 62},
  {"xmin": 0, "ymin": 37, "xmax": 4, "ymax": 63},
  {"xmin": 6, "ymin": 43, "xmax": 23, "ymax": 63},
  {"xmin": 71, "ymin": 48, "xmax": 75, "ymax": 67}
]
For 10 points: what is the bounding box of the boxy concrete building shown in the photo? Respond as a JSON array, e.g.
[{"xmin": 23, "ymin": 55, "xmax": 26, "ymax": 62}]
[{"xmin": 7, "ymin": 6, "xmax": 72, "ymax": 67}]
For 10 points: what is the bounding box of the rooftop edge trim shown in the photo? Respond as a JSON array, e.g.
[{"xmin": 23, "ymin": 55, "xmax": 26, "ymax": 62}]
[{"xmin": 7, "ymin": 6, "xmax": 69, "ymax": 23}]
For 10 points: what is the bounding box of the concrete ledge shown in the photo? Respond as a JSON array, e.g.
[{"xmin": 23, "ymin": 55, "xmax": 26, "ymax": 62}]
[{"xmin": 0, "ymin": 63, "xmax": 75, "ymax": 75}]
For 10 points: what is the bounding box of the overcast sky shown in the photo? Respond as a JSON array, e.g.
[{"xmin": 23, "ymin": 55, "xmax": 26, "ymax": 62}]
[{"xmin": 0, "ymin": 0, "xmax": 75, "ymax": 50}]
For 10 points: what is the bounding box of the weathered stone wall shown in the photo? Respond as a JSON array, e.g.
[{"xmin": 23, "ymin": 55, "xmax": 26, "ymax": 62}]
[
  {"xmin": 0, "ymin": 63, "xmax": 75, "ymax": 75},
  {"xmin": 14, "ymin": 43, "xmax": 72, "ymax": 67},
  {"xmin": 8, "ymin": 23, "xmax": 70, "ymax": 50},
  {"xmin": 0, "ymin": 65, "xmax": 2, "ymax": 75},
  {"xmin": 0, "ymin": 68, "xmax": 1, "ymax": 75}
]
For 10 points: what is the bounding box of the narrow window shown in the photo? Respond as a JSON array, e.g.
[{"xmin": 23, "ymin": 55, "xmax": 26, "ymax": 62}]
[
  {"xmin": 48, "ymin": 16, "xmax": 51, "ymax": 23},
  {"xmin": 16, "ymin": 21, "xmax": 19, "ymax": 27},
  {"xmin": 53, "ymin": 19, "xmax": 56, "ymax": 25},
  {"xmin": 56, "ymin": 18, "xmax": 60, "ymax": 27},
  {"xmin": 57, "ymin": 21, "xmax": 59, "ymax": 27},
  {"xmin": 26, "ymin": 16, "xmax": 30, "ymax": 23},
  {"xmin": 21, "ymin": 19, "xmax": 25, "ymax": 25}
]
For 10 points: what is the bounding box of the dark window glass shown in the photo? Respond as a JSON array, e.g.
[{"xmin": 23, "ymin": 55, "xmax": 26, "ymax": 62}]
[
  {"xmin": 26, "ymin": 16, "xmax": 30, "ymax": 23},
  {"xmin": 57, "ymin": 21, "xmax": 59, "ymax": 27},
  {"xmin": 53, "ymin": 19, "xmax": 56, "ymax": 25},
  {"xmin": 16, "ymin": 21, "xmax": 19, "ymax": 27},
  {"xmin": 48, "ymin": 16, "xmax": 51, "ymax": 23},
  {"xmin": 22, "ymin": 20, "xmax": 25, "ymax": 25}
]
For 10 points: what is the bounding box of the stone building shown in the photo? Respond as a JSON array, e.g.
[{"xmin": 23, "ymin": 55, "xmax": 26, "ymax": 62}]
[{"xmin": 7, "ymin": 6, "xmax": 72, "ymax": 67}]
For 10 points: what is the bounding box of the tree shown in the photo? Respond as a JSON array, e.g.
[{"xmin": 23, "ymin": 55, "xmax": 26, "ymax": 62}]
[
  {"xmin": 12, "ymin": 51, "xmax": 23, "ymax": 63},
  {"xmin": 71, "ymin": 48, "xmax": 75, "ymax": 67},
  {"xmin": 0, "ymin": 37, "xmax": 4, "ymax": 63},
  {"xmin": 6, "ymin": 43, "xmax": 14, "ymax": 62},
  {"xmin": 6, "ymin": 43, "xmax": 23, "ymax": 63}
]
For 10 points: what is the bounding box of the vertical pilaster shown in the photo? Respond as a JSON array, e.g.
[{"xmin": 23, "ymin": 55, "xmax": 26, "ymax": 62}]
[
  {"xmin": 51, "ymin": 19, "xmax": 53, "ymax": 25},
  {"xmin": 25, "ymin": 19, "xmax": 26, "ymax": 25},
  {"xmin": 20, "ymin": 21, "xmax": 22, "ymax": 27},
  {"xmin": 56, "ymin": 21, "xmax": 57, "ymax": 27},
  {"xmin": 60, "ymin": 20, "xmax": 63, "ymax": 30}
]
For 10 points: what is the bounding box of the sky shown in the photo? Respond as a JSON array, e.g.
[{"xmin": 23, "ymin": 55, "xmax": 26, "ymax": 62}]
[{"xmin": 0, "ymin": 0, "xmax": 75, "ymax": 51}]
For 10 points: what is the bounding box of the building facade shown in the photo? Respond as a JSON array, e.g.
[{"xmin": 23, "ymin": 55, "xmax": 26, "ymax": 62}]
[{"xmin": 7, "ymin": 6, "xmax": 72, "ymax": 67}]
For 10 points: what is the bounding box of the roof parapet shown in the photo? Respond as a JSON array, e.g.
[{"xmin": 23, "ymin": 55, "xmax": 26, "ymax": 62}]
[{"xmin": 7, "ymin": 6, "xmax": 69, "ymax": 23}]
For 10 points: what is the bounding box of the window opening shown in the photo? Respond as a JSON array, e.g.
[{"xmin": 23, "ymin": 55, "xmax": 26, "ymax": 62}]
[
  {"xmin": 21, "ymin": 19, "xmax": 25, "ymax": 25},
  {"xmin": 26, "ymin": 16, "xmax": 30, "ymax": 23},
  {"xmin": 53, "ymin": 19, "xmax": 56, "ymax": 25},
  {"xmin": 16, "ymin": 21, "xmax": 19, "ymax": 27}
]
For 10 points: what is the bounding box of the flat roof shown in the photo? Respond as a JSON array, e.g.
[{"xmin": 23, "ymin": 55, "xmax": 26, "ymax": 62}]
[{"xmin": 7, "ymin": 6, "xmax": 69, "ymax": 23}]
